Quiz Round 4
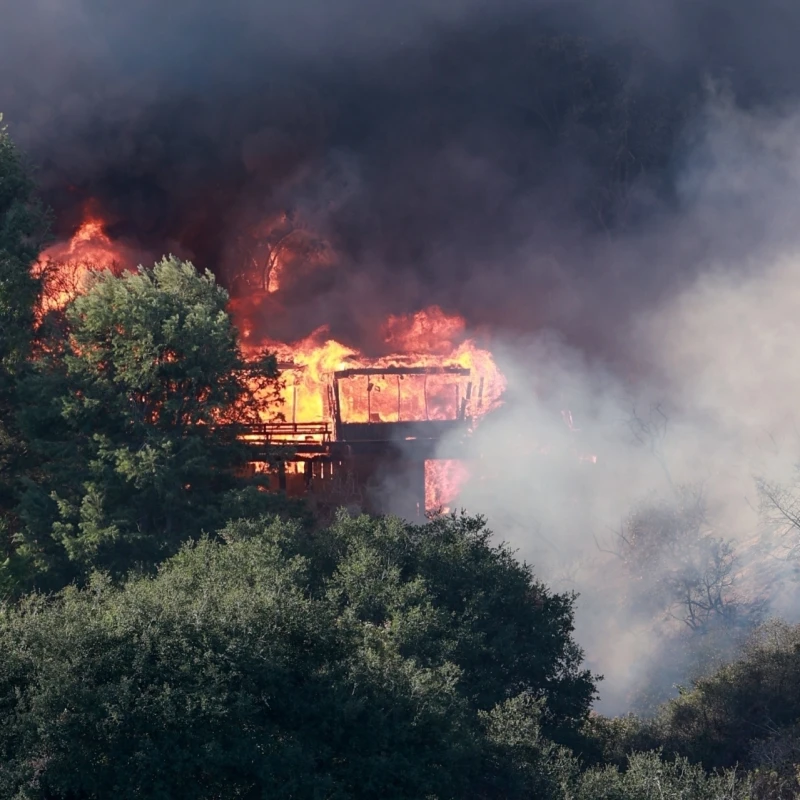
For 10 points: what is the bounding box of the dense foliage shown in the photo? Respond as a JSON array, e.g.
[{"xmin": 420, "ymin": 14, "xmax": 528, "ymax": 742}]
[
  {"xmin": 230, "ymin": 512, "xmax": 596, "ymax": 738},
  {"xmin": 0, "ymin": 115, "xmax": 50, "ymax": 368},
  {"xmin": 0, "ymin": 513, "xmax": 582, "ymax": 798},
  {"xmin": 0, "ymin": 117, "xmax": 51, "ymax": 583},
  {"xmin": 0, "ymin": 512, "xmax": 765, "ymax": 800},
  {"xmin": 7, "ymin": 258, "xmax": 290, "ymax": 592},
  {"xmin": 624, "ymin": 621, "xmax": 800, "ymax": 791},
  {"xmin": 586, "ymin": 620, "xmax": 800, "ymax": 799}
]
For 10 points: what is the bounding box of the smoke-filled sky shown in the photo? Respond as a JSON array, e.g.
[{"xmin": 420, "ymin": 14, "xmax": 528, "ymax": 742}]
[
  {"xmin": 5, "ymin": 0, "xmax": 800, "ymax": 712},
  {"xmin": 4, "ymin": 0, "xmax": 800, "ymax": 353}
]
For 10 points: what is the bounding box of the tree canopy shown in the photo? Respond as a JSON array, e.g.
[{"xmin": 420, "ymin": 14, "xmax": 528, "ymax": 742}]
[
  {"xmin": 9, "ymin": 257, "xmax": 286, "ymax": 592},
  {"xmin": 0, "ymin": 114, "xmax": 50, "ymax": 368},
  {"xmin": 0, "ymin": 116, "xmax": 51, "ymax": 593},
  {"xmin": 0, "ymin": 510, "xmax": 768, "ymax": 800},
  {"xmin": 0, "ymin": 512, "xmax": 590, "ymax": 799}
]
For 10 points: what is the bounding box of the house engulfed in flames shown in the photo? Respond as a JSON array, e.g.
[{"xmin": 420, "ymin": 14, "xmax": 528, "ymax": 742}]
[
  {"xmin": 38, "ymin": 207, "xmax": 507, "ymax": 518},
  {"xmin": 241, "ymin": 361, "xmax": 493, "ymax": 518},
  {"xmin": 235, "ymin": 303, "xmax": 506, "ymax": 518}
]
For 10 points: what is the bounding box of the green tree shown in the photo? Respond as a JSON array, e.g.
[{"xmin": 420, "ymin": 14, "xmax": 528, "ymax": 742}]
[
  {"xmin": 476, "ymin": 693, "xmax": 578, "ymax": 798},
  {"xmin": 0, "ymin": 115, "xmax": 49, "ymax": 366},
  {"xmin": 11, "ymin": 256, "xmax": 285, "ymax": 590},
  {"xmin": 573, "ymin": 751, "xmax": 749, "ymax": 800},
  {"xmin": 227, "ymin": 511, "xmax": 598, "ymax": 747},
  {"xmin": 0, "ymin": 518, "xmax": 493, "ymax": 799},
  {"xmin": 0, "ymin": 116, "xmax": 51, "ymax": 591},
  {"xmin": 0, "ymin": 510, "xmax": 767, "ymax": 799},
  {"xmin": 646, "ymin": 621, "xmax": 800, "ymax": 774},
  {"xmin": 585, "ymin": 620, "xmax": 800, "ymax": 799}
]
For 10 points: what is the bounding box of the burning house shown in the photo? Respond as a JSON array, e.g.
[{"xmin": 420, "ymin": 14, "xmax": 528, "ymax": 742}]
[
  {"xmin": 242, "ymin": 364, "xmax": 483, "ymax": 518},
  {"xmin": 37, "ymin": 209, "xmax": 507, "ymax": 518},
  {"xmin": 235, "ymin": 305, "xmax": 505, "ymax": 517}
]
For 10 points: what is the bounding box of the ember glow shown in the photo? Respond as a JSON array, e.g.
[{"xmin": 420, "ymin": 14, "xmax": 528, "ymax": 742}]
[
  {"xmin": 240, "ymin": 309, "xmax": 506, "ymax": 510},
  {"xmin": 425, "ymin": 459, "xmax": 472, "ymax": 513}
]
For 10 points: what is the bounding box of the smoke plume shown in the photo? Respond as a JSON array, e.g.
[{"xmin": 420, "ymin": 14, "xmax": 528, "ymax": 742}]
[
  {"xmin": 449, "ymin": 96, "xmax": 800, "ymax": 712},
  {"xmin": 4, "ymin": 0, "xmax": 799, "ymax": 349}
]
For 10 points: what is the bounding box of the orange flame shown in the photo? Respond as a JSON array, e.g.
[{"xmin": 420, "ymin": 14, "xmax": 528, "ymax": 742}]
[
  {"xmin": 238, "ymin": 306, "xmax": 506, "ymax": 509},
  {"xmin": 425, "ymin": 459, "xmax": 471, "ymax": 513},
  {"xmin": 36, "ymin": 206, "xmax": 127, "ymax": 316},
  {"xmin": 42, "ymin": 203, "xmax": 509, "ymax": 512},
  {"xmin": 382, "ymin": 306, "xmax": 467, "ymax": 355},
  {"xmin": 243, "ymin": 308, "xmax": 505, "ymax": 428}
]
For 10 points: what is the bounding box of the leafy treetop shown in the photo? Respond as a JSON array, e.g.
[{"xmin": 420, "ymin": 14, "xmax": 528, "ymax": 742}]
[{"xmin": 10, "ymin": 256, "xmax": 286, "ymax": 591}]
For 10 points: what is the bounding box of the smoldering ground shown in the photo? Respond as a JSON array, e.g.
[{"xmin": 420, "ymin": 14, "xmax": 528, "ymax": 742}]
[{"xmin": 5, "ymin": 0, "xmax": 800, "ymax": 712}]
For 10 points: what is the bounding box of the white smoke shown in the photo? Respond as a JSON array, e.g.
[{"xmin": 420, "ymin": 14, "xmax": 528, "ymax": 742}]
[{"xmin": 443, "ymin": 93, "xmax": 800, "ymax": 713}]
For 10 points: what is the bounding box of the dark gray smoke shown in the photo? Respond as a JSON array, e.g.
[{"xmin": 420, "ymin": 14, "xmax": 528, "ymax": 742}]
[{"xmin": 4, "ymin": 0, "xmax": 800, "ymax": 353}]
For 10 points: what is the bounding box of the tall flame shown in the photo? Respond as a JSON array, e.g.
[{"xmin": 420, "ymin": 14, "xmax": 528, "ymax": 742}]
[
  {"xmin": 243, "ymin": 308, "xmax": 505, "ymax": 430},
  {"xmin": 36, "ymin": 206, "xmax": 126, "ymax": 316},
  {"xmin": 239, "ymin": 306, "xmax": 506, "ymax": 510},
  {"xmin": 425, "ymin": 459, "xmax": 471, "ymax": 514}
]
